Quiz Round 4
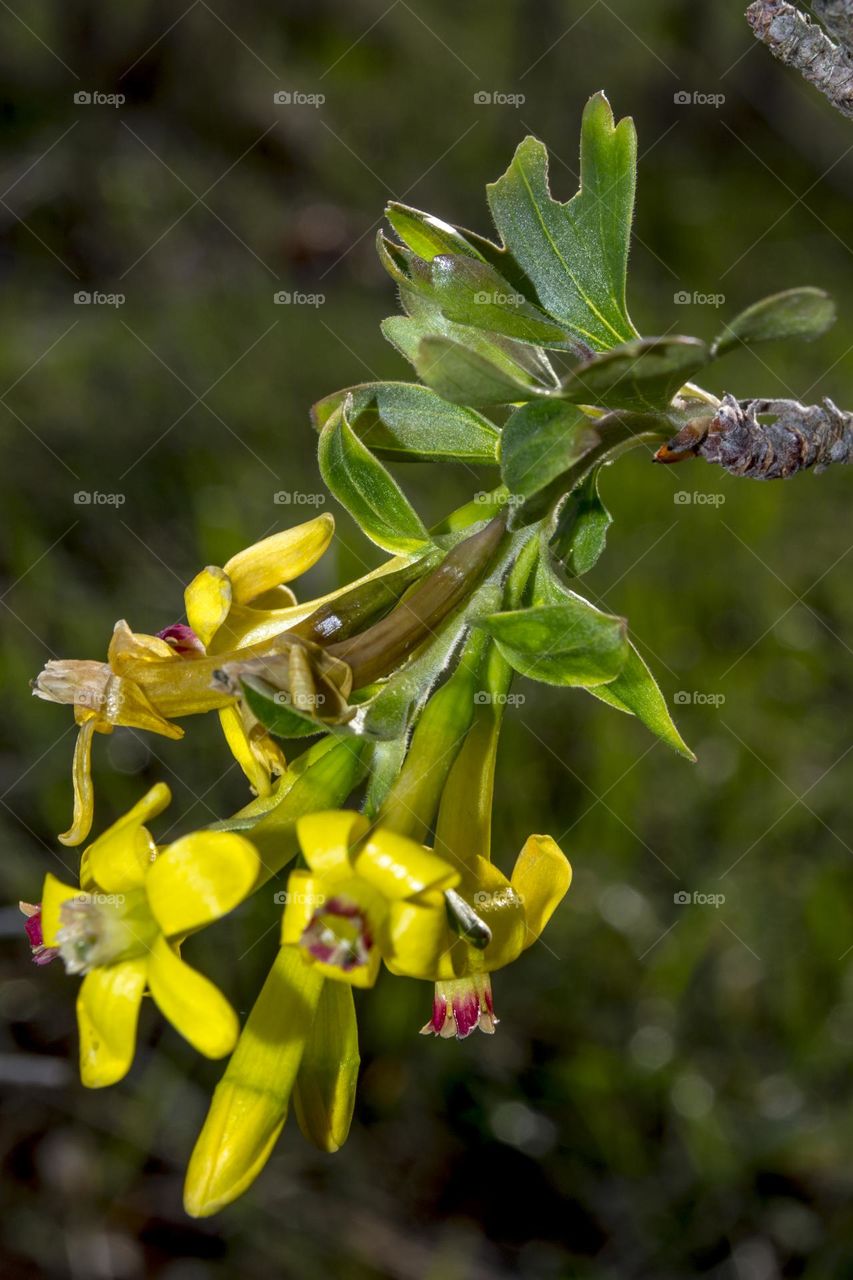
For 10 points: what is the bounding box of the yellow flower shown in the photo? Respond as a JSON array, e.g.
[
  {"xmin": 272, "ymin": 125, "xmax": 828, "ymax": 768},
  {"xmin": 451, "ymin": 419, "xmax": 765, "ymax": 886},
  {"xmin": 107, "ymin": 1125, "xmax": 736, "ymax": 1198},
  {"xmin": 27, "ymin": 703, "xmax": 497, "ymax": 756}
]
[
  {"xmin": 413, "ymin": 835, "xmax": 572, "ymax": 1038},
  {"xmin": 32, "ymin": 515, "xmax": 336, "ymax": 845},
  {"xmin": 184, "ymin": 949, "xmax": 359, "ymax": 1217},
  {"xmin": 280, "ymin": 810, "xmax": 459, "ymax": 987},
  {"xmin": 40, "ymin": 783, "xmax": 260, "ymax": 1087}
]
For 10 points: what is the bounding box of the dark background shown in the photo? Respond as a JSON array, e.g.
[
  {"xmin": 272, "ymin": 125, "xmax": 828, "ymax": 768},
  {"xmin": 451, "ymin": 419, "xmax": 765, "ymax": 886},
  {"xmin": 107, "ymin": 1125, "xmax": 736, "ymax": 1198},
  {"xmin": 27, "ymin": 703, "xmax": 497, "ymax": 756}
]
[{"xmin": 1, "ymin": 2, "xmax": 852, "ymax": 1276}]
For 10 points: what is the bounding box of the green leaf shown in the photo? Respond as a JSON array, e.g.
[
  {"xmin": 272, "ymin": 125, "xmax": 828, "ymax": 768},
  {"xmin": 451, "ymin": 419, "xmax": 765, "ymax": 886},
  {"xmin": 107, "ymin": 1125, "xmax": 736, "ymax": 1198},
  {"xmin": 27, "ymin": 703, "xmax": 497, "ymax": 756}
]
[
  {"xmin": 378, "ymin": 233, "xmax": 573, "ymax": 348},
  {"xmin": 587, "ymin": 643, "xmax": 695, "ymax": 760},
  {"xmin": 413, "ymin": 334, "xmax": 547, "ymax": 406},
  {"xmin": 477, "ymin": 597, "xmax": 628, "ymax": 687},
  {"xmin": 386, "ymin": 201, "xmax": 491, "ymax": 262},
  {"xmin": 311, "ymin": 382, "xmax": 500, "ymax": 464},
  {"xmin": 487, "ymin": 92, "xmax": 638, "ymax": 352},
  {"xmin": 559, "ymin": 336, "xmax": 710, "ymax": 411},
  {"xmin": 385, "ymin": 201, "xmax": 536, "ymax": 295},
  {"xmin": 712, "ymin": 287, "xmax": 836, "ymax": 358},
  {"xmin": 242, "ymin": 679, "xmax": 329, "ymax": 739},
  {"xmin": 550, "ymin": 468, "xmax": 612, "ymax": 576},
  {"xmin": 501, "ymin": 401, "xmax": 600, "ymax": 511},
  {"xmin": 382, "ymin": 283, "xmax": 558, "ymax": 400},
  {"xmin": 318, "ymin": 399, "xmax": 431, "ymax": 553}
]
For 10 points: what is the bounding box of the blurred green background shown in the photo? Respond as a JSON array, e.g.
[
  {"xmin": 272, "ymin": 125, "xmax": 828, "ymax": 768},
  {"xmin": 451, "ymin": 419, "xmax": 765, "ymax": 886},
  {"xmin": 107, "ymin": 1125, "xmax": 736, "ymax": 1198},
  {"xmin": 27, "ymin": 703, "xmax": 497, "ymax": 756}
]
[{"xmin": 1, "ymin": 2, "xmax": 852, "ymax": 1276}]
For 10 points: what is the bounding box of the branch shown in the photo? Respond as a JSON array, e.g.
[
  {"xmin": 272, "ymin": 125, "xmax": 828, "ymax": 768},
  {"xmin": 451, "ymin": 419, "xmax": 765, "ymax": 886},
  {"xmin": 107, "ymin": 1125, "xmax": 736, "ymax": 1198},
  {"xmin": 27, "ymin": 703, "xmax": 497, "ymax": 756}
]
[
  {"xmin": 746, "ymin": 1, "xmax": 853, "ymax": 120},
  {"xmin": 655, "ymin": 393, "xmax": 853, "ymax": 478}
]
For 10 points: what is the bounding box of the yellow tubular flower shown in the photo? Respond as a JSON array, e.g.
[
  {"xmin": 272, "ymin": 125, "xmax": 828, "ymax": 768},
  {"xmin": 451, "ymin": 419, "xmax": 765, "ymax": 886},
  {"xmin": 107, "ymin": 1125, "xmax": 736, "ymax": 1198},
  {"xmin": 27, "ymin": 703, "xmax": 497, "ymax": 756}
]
[
  {"xmin": 32, "ymin": 515, "xmax": 336, "ymax": 845},
  {"xmin": 293, "ymin": 979, "xmax": 359, "ymax": 1152},
  {"xmin": 280, "ymin": 810, "xmax": 459, "ymax": 988},
  {"xmin": 413, "ymin": 836, "xmax": 572, "ymax": 1038},
  {"xmin": 39, "ymin": 783, "xmax": 260, "ymax": 1087},
  {"xmin": 184, "ymin": 945, "xmax": 325, "ymax": 1217}
]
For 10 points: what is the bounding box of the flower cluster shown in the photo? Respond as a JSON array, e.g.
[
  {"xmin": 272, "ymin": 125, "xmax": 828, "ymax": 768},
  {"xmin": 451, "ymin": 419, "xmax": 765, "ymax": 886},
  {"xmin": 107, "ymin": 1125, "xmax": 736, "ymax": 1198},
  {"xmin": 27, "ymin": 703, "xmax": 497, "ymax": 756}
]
[
  {"xmin": 25, "ymin": 514, "xmax": 572, "ymax": 1215},
  {"xmin": 21, "ymin": 90, "xmax": 837, "ymax": 1217}
]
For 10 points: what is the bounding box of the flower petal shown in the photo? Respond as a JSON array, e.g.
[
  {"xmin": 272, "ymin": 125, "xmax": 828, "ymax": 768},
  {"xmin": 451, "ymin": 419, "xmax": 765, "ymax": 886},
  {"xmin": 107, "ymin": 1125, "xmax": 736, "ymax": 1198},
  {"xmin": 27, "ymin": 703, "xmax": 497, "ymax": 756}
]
[
  {"xmin": 217, "ymin": 704, "xmax": 285, "ymax": 797},
  {"xmin": 185, "ymin": 567, "xmax": 232, "ymax": 649},
  {"xmin": 183, "ymin": 946, "xmax": 324, "ymax": 1217},
  {"xmin": 296, "ymin": 809, "xmax": 369, "ymax": 878},
  {"xmin": 280, "ymin": 870, "xmax": 325, "ymax": 945},
  {"xmin": 40, "ymin": 873, "xmax": 85, "ymax": 946},
  {"xmin": 383, "ymin": 894, "xmax": 455, "ymax": 980},
  {"xmin": 147, "ymin": 936, "xmax": 238, "ymax": 1058},
  {"xmin": 294, "ymin": 980, "xmax": 359, "ymax": 1152},
  {"xmin": 76, "ymin": 958, "xmax": 147, "ymax": 1087},
  {"xmin": 58, "ymin": 715, "xmax": 98, "ymax": 848},
  {"xmin": 83, "ymin": 782, "xmax": 171, "ymax": 893},
  {"xmin": 146, "ymin": 831, "xmax": 260, "ymax": 936},
  {"xmin": 355, "ymin": 829, "xmax": 459, "ymax": 900},
  {"xmin": 223, "ymin": 514, "xmax": 335, "ymax": 604},
  {"xmin": 511, "ymin": 834, "xmax": 572, "ymax": 949}
]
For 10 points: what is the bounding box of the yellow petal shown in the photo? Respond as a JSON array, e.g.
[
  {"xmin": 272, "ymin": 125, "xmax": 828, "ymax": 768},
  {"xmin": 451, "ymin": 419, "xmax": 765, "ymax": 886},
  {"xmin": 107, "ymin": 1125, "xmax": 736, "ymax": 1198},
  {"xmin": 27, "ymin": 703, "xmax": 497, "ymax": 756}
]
[
  {"xmin": 147, "ymin": 935, "xmax": 238, "ymax": 1058},
  {"xmin": 185, "ymin": 567, "xmax": 232, "ymax": 649},
  {"xmin": 76, "ymin": 958, "xmax": 148, "ymax": 1088},
  {"xmin": 83, "ymin": 782, "xmax": 171, "ymax": 893},
  {"xmin": 296, "ymin": 809, "xmax": 369, "ymax": 878},
  {"xmin": 183, "ymin": 946, "xmax": 324, "ymax": 1217},
  {"xmin": 294, "ymin": 980, "xmax": 359, "ymax": 1152},
  {"xmin": 383, "ymin": 894, "xmax": 455, "ymax": 981},
  {"xmin": 355, "ymin": 829, "xmax": 459, "ymax": 901},
  {"xmin": 58, "ymin": 716, "xmax": 98, "ymax": 847},
  {"xmin": 223, "ymin": 514, "xmax": 335, "ymax": 604},
  {"xmin": 146, "ymin": 831, "xmax": 260, "ymax": 936},
  {"xmin": 40, "ymin": 873, "xmax": 85, "ymax": 946},
  {"xmin": 102, "ymin": 672, "xmax": 186, "ymax": 737},
  {"xmin": 456, "ymin": 856, "xmax": 527, "ymax": 973},
  {"xmin": 280, "ymin": 870, "xmax": 325, "ymax": 945},
  {"xmin": 217, "ymin": 704, "xmax": 285, "ymax": 797},
  {"xmin": 307, "ymin": 946, "xmax": 381, "ymax": 989},
  {"xmin": 108, "ymin": 620, "xmax": 178, "ymax": 667},
  {"xmin": 511, "ymin": 834, "xmax": 572, "ymax": 949}
]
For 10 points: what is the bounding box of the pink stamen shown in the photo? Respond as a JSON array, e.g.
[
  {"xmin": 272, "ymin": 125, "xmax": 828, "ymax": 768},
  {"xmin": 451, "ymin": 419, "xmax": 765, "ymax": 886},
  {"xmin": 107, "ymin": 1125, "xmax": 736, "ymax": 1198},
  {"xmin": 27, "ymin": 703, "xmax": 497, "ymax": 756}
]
[
  {"xmin": 300, "ymin": 896, "xmax": 372, "ymax": 972},
  {"xmin": 420, "ymin": 974, "xmax": 498, "ymax": 1040},
  {"xmin": 19, "ymin": 903, "xmax": 59, "ymax": 967},
  {"xmin": 156, "ymin": 624, "xmax": 205, "ymax": 656}
]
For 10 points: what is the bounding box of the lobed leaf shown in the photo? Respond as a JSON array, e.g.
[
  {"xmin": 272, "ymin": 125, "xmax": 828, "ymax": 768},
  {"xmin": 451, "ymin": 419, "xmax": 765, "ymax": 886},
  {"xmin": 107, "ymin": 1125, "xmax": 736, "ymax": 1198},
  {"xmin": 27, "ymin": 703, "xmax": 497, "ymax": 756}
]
[{"xmin": 487, "ymin": 92, "xmax": 638, "ymax": 352}]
